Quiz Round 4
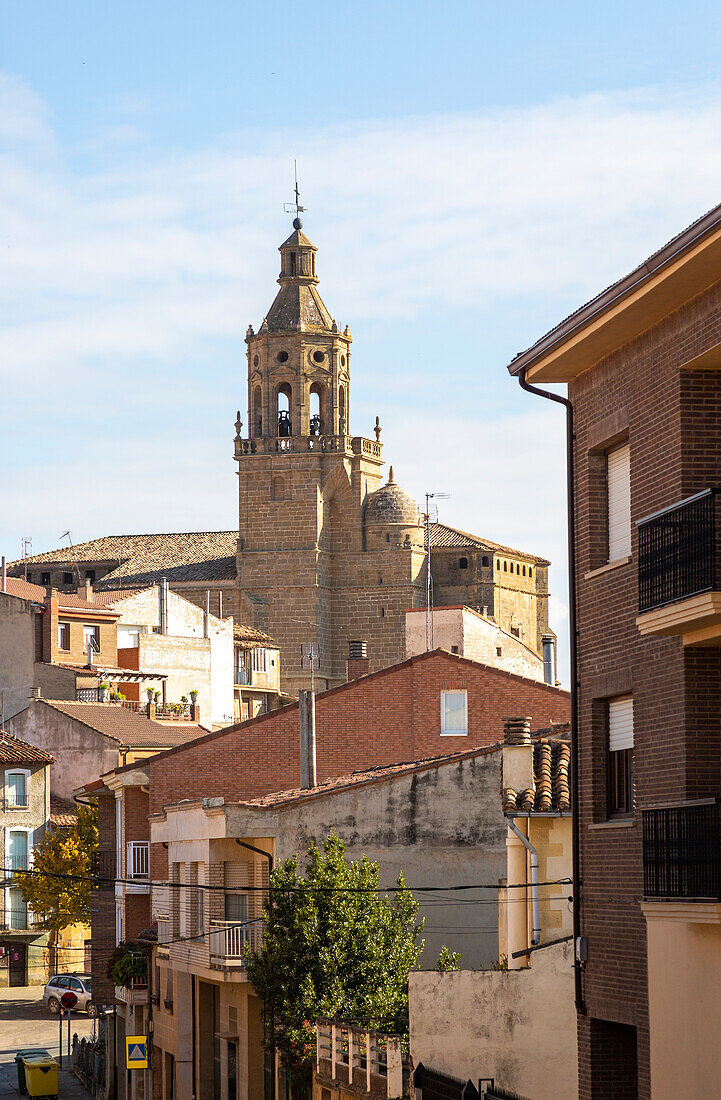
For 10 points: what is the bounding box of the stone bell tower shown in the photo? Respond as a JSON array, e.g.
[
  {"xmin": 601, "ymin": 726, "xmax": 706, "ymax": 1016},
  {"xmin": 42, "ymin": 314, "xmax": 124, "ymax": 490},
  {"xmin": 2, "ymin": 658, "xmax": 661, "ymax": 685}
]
[{"xmin": 234, "ymin": 216, "xmax": 393, "ymax": 695}]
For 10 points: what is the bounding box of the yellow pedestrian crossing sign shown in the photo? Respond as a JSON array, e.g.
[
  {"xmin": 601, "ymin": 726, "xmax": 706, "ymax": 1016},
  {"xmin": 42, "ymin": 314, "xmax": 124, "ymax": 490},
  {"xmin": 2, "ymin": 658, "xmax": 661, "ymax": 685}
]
[{"xmin": 126, "ymin": 1036, "xmax": 148, "ymax": 1070}]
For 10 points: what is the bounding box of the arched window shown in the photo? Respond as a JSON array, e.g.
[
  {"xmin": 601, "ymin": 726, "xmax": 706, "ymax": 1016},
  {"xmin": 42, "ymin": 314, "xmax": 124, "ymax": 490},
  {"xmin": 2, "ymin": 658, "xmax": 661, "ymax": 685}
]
[
  {"xmin": 277, "ymin": 383, "xmax": 292, "ymax": 436},
  {"xmin": 253, "ymin": 386, "xmax": 262, "ymax": 437},
  {"xmin": 504, "ymin": 561, "xmax": 507, "ymax": 571},
  {"xmin": 516, "ymin": 563, "xmax": 520, "ymax": 575},
  {"xmin": 290, "ymin": 252, "xmax": 296, "ymax": 275},
  {"xmin": 338, "ymin": 385, "xmax": 346, "ymax": 433},
  {"xmin": 272, "ymin": 475, "xmax": 285, "ymax": 501},
  {"xmin": 522, "ymin": 565, "xmax": 526, "ymax": 576},
  {"xmin": 459, "ymin": 557, "xmax": 468, "ymax": 569},
  {"xmin": 496, "ymin": 559, "xmax": 500, "ymax": 570},
  {"xmin": 309, "ymin": 383, "xmax": 324, "ymax": 436},
  {"xmin": 528, "ymin": 567, "xmax": 533, "ymax": 579}
]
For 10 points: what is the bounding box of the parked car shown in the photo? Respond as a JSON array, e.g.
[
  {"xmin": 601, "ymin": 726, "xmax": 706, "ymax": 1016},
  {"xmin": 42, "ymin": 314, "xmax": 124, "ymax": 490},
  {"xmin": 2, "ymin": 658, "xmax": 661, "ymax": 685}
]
[{"xmin": 42, "ymin": 974, "xmax": 95, "ymax": 1016}]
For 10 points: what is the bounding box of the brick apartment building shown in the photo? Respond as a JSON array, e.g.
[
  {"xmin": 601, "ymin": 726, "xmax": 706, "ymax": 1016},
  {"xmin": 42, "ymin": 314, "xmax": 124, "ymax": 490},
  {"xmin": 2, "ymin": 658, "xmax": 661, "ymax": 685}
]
[
  {"xmin": 82, "ymin": 648, "xmax": 568, "ymax": 1100},
  {"xmin": 509, "ymin": 202, "xmax": 721, "ymax": 1099}
]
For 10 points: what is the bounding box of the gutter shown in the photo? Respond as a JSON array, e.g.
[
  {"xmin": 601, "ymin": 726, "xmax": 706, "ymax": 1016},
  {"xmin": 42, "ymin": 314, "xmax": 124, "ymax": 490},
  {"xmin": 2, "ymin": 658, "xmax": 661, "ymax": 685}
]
[
  {"xmin": 506, "ymin": 816, "xmax": 541, "ymax": 946},
  {"xmin": 517, "ymin": 367, "xmax": 585, "ymax": 1015}
]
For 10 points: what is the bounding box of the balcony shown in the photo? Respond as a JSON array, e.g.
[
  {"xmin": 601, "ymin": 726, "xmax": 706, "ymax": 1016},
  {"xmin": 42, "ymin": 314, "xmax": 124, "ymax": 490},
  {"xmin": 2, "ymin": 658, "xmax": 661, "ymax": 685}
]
[
  {"xmin": 115, "ymin": 976, "xmax": 149, "ymax": 1006},
  {"xmin": 636, "ymin": 489, "xmax": 721, "ymax": 644},
  {"xmin": 0, "ymin": 907, "xmax": 41, "ymax": 932},
  {"xmin": 208, "ymin": 920, "xmax": 263, "ymax": 968},
  {"xmin": 643, "ymin": 802, "xmax": 721, "ymax": 901},
  {"xmin": 315, "ymin": 1020, "xmax": 409, "ymax": 1100},
  {"xmin": 126, "ymin": 842, "xmax": 150, "ymax": 893}
]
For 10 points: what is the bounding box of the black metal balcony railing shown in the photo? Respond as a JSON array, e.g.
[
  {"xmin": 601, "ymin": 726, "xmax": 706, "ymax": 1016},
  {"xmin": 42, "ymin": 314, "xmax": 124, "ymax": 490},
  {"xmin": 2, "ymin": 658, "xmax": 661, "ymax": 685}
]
[
  {"xmin": 637, "ymin": 489, "xmax": 717, "ymax": 613},
  {"xmin": 643, "ymin": 802, "xmax": 721, "ymax": 900}
]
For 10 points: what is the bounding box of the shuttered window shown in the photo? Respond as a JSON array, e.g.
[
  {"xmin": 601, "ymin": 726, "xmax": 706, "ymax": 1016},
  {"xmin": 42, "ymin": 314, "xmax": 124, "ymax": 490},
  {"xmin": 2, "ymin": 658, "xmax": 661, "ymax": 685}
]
[
  {"xmin": 608, "ymin": 695, "xmax": 634, "ymax": 751},
  {"xmin": 607, "ymin": 443, "xmax": 631, "ymax": 561},
  {"xmin": 608, "ymin": 695, "xmax": 634, "ymax": 816}
]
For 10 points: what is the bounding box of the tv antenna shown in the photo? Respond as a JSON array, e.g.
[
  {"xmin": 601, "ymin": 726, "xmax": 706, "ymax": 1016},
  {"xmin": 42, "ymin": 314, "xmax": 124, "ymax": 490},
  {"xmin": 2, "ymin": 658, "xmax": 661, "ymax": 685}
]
[
  {"xmin": 283, "ymin": 159, "xmax": 307, "ymax": 220},
  {"xmin": 425, "ymin": 491, "xmax": 451, "ymax": 651}
]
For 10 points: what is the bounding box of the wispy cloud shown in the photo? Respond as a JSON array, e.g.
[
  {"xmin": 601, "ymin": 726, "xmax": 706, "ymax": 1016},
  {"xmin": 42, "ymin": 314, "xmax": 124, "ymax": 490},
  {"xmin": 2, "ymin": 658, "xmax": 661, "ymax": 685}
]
[{"xmin": 4, "ymin": 74, "xmax": 721, "ymax": 682}]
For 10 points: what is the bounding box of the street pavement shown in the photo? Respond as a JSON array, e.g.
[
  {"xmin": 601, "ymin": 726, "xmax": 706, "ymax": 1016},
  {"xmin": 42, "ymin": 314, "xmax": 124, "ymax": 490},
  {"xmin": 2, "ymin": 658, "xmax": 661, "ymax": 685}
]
[{"xmin": 0, "ymin": 987, "xmax": 95, "ymax": 1100}]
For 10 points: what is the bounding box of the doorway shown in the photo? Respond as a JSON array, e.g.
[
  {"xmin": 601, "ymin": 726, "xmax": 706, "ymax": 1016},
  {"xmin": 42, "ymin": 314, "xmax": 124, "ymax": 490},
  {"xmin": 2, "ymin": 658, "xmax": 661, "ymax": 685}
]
[{"xmin": 9, "ymin": 943, "xmax": 26, "ymax": 986}]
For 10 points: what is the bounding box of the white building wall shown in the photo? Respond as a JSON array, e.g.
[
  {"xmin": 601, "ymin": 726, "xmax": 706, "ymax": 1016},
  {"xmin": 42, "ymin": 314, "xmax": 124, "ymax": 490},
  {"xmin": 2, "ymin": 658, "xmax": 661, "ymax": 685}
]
[{"xmin": 405, "ymin": 606, "xmax": 544, "ymax": 682}]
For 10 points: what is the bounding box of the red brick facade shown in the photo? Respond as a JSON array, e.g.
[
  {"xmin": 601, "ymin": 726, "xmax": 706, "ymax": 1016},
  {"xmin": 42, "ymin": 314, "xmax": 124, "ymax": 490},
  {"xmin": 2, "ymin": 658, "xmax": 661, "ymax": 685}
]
[{"xmin": 567, "ymin": 278, "xmax": 721, "ymax": 1097}]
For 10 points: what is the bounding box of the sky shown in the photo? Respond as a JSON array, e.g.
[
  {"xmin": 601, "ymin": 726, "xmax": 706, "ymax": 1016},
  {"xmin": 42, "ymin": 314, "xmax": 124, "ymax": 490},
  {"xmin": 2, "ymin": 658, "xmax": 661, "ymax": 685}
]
[{"xmin": 4, "ymin": 0, "xmax": 721, "ymax": 683}]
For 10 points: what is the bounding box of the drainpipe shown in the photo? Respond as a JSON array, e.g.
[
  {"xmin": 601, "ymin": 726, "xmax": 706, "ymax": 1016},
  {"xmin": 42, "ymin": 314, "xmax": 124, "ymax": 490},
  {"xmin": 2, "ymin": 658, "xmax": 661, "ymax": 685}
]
[
  {"xmin": 517, "ymin": 366, "xmax": 585, "ymax": 1014},
  {"xmin": 506, "ymin": 816, "xmax": 541, "ymax": 945}
]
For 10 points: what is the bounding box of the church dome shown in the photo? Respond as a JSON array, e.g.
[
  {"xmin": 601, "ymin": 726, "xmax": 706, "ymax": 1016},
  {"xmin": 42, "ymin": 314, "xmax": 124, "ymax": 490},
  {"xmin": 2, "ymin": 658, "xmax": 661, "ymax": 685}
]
[{"xmin": 364, "ymin": 468, "xmax": 420, "ymax": 527}]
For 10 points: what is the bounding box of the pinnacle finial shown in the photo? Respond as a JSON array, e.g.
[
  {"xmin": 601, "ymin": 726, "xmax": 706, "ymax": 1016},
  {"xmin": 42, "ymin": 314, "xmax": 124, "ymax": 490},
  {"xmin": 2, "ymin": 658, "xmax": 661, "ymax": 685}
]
[
  {"xmin": 388, "ymin": 466, "xmax": 395, "ymax": 484},
  {"xmin": 374, "ymin": 416, "xmax": 381, "ymax": 442}
]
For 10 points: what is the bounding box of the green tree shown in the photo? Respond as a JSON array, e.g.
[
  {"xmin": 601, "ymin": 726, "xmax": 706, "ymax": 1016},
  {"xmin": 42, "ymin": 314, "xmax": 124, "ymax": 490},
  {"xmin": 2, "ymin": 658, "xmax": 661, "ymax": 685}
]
[
  {"xmin": 244, "ymin": 832, "xmax": 424, "ymax": 1088},
  {"xmin": 14, "ymin": 803, "xmax": 98, "ymax": 935}
]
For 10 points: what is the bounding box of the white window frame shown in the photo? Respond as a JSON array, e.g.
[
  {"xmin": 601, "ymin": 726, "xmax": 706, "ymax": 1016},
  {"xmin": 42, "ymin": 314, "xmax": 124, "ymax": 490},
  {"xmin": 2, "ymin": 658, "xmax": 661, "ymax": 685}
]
[
  {"xmin": 607, "ymin": 442, "xmax": 631, "ymax": 562},
  {"xmin": 252, "ymin": 648, "xmax": 267, "ymax": 673},
  {"xmin": 83, "ymin": 624, "xmax": 100, "ymax": 653},
  {"xmin": 5, "ymin": 826, "xmax": 32, "ymax": 871},
  {"xmin": 440, "ymin": 690, "xmax": 468, "ymax": 736},
  {"xmin": 58, "ymin": 622, "xmax": 70, "ymax": 651},
  {"xmin": 5, "ymin": 768, "xmax": 30, "ymax": 809}
]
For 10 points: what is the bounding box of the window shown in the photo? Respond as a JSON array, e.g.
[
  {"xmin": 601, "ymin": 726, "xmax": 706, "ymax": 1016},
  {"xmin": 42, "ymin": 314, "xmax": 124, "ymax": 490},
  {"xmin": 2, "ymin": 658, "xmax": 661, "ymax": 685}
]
[
  {"xmin": 482, "ymin": 556, "xmax": 489, "ymax": 567},
  {"xmin": 58, "ymin": 622, "xmax": 70, "ymax": 650},
  {"xmin": 252, "ymin": 648, "xmax": 267, "ymax": 673},
  {"xmin": 83, "ymin": 625, "xmax": 100, "ymax": 653},
  {"xmin": 516, "ymin": 563, "xmax": 520, "ymax": 574},
  {"xmin": 607, "ymin": 442, "xmax": 631, "ymax": 561},
  {"xmin": 271, "ymin": 475, "xmax": 285, "ymax": 501},
  {"xmin": 85, "ymin": 570, "xmax": 96, "ymax": 583},
  {"xmin": 451, "ymin": 645, "xmax": 459, "ymax": 654},
  {"xmin": 528, "ymin": 568, "xmax": 532, "ymax": 578},
  {"xmin": 496, "ymin": 646, "xmax": 502, "ymax": 657},
  {"xmin": 608, "ymin": 695, "xmax": 634, "ymax": 817},
  {"xmin": 511, "ymin": 626, "xmax": 520, "ymax": 638},
  {"xmin": 496, "ymin": 559, "xmax": 500, "ymax": 570},
  {"xmin": 8, "ymin": 830, "xmax": 29, "ymax": 870},
  {"xmin": 7, "ymin": 771, "xmax": 28, "ymax": 808},
  {"xmin": 290, "ymin": 251, "xmax": 296, "ymax": 275},
  {"xmin": 441, "ymin": 690, "xmax": 468, "ymax": 735},
  {"xmin": 41, "ymin": 572, "xmax": 50, "ymax": 586},
  {"xmin": 459, "ymin": 557, "xmax": 468, "ymax": 569},
  {"xmin": 386, "ymin": 533, "xmax": 390, "ymax": 543},
  {"xmin": 225, "ymin": 892, "xmax": 248, "ymax": 923},
  {"xmin": 503, "ymin": 561, "xmax": 507, "ymax": 571},
  {"xmin": 63, "ymin": 572, "xmax": 73, "ymax": 585},
  {"xmin": 522, "ymin": 565, "xmax": 526, "ymax": 576}
]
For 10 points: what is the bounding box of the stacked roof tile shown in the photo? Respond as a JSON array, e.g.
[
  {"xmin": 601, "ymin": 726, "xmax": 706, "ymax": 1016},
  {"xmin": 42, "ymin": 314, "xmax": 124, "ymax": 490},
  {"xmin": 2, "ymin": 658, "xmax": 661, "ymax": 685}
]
[
  {"xmin": 0, "ymin": 732, "xmax": 54, "ymax": 766},
  {"xmin": 502, "ymin": 736, "xmax": 571, "ymax": 814}
]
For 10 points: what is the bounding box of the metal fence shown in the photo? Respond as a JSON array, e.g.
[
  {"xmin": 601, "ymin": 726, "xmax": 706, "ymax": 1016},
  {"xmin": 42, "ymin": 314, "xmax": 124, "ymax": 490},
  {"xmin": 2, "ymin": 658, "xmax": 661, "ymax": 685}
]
[
  {"xmin": 643, "ymin": 801, "xmax": 721, "ymax": 899},
  {"xmin": 638, "ymin": 489, "xmax": 717, "ymax": 612}
]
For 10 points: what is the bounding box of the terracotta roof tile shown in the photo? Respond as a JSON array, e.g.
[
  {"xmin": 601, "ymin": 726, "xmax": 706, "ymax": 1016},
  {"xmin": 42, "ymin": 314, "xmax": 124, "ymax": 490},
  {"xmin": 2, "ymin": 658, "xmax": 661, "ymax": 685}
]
[
  {"xmin": 233, "ymin": 624, "xmax": 278, "ymax": 647},
  {"xmin": 502, "ymin": 732, "xmax": 572, "ymax": 815},
  {"xmin": 0, "ymin": 732, "xmax": 54, "ymax": 766},
  {"xmin": 9, "ymin": 532, "xmax": 238, "ymax": 587},
  {"xmin": 50, "ymin": 796, "xmax": 78, "ymax": 828},
  {"xmin": 2, "ymin": 577, "xmax": 47, "ymax": 602},
  {"xmin": 430, "ymin": 522, "xmax": 550, "ymax": 565},
  {"xmin": 38, "ymin": 700, "xmax": 207, "ymax": 749}
]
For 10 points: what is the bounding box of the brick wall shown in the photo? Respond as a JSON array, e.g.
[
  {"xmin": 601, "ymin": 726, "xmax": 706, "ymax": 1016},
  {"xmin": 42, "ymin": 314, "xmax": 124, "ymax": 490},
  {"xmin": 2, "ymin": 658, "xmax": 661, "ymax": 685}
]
[
  {"xmin": 569, "ymin": 275, "xmax": 721, "ymax": 1100},
  {"xmin": 148, "ymin": 649, "xmax": 569, "ymax": 814}
]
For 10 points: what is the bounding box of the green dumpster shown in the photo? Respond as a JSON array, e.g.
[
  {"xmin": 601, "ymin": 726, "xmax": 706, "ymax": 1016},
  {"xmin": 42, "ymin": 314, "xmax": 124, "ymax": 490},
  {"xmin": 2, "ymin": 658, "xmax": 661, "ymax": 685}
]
[
  {"xmin": 23, "ymin": 1056, "xmax": 59, "ymax": 1099},
  {"xmin": 15, "ymin": 1050, "xmax": 51, "ymax": 1094}
]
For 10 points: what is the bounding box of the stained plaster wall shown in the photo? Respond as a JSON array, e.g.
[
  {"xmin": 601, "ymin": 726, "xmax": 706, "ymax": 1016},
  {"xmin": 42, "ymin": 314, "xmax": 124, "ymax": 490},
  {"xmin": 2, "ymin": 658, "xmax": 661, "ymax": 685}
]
[
  {"xmin": 409, "ymin": 941, "xmax": 577, "ymax": 1100},
  {"xmin": 0, "ymin": 593, "xmax": 36, "ymax": 720}
]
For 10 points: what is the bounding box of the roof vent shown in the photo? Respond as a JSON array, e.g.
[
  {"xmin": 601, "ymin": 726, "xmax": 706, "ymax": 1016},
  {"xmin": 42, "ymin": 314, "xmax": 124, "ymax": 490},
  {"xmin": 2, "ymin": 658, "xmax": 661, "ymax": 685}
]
[
  {"xmin": 503, "ymin": 716, "xmax": 532, "ymax": 745},
  {"xmin": 348, "ymin": 641, "xmax": 367, "ymax": 659}
]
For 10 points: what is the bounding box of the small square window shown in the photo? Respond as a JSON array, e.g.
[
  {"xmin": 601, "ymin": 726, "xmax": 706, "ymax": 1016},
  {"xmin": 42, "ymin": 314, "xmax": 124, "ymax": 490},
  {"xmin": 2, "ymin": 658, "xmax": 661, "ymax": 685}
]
[
  {"xmin": 451, "ymin": 645, "xmax": 459, "ymax": 654},
  {"xmin": 441, "ymin": 690, "xmax": 468, "ymax": 735},
  {"xmin": 85, "ymin": 570, "xmax": 96, "ymax": 583},
  {"xmin": 63, "ymin": 572, "xmax": 73, "ymax": 585},
  {"xmin": 41, "ymin": 572, "xmax": 50, "ymax": 586}
]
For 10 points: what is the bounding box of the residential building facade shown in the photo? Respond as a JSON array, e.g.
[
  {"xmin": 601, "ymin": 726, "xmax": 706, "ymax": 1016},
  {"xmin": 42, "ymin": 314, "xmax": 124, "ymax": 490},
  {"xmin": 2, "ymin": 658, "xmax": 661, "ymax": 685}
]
[{"xmin": 509, "ymin": 200, "xmax": 721, "ymax": 1099}]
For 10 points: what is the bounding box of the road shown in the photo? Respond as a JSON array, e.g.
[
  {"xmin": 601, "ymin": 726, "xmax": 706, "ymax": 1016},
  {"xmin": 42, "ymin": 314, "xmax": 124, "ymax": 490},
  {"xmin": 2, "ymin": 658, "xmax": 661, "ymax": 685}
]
[{"xmin": 0, "ymin": 987, "xmax": 95, "ymax": 1100}]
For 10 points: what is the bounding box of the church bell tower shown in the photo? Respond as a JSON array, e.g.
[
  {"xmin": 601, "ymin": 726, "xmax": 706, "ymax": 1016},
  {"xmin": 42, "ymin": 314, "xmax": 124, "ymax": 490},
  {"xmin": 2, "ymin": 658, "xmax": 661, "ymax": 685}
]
[{"xmin": 233, "ymin": 215, "xmax": 389, "ymax": 695}]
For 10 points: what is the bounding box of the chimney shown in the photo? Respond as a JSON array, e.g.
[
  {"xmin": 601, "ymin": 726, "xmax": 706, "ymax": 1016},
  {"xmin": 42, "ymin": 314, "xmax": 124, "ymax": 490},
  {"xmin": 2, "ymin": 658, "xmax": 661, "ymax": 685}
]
[
  {"xmin": 159, "ymin": 577, "xmax": 168, "ymax": 635},
  {"xmin": 31, "ymin": 687, "xmax": 42, "ymax": 701},
  {"xmin": 541, "ymin": 634, "xmax": 556, "ymax": 686},
  {"xmin": 1, "ymin": 556, "xmax": 6, "ymax": 594},
  {"xmin": 78, "ymin": 583, "xmax": 94, "ymax": 602},
  {"xmin": 501, "ymin": 716, "xmax": 534, "ymax": 807},
  {"xmin": 299, "ymin": 689, "xmax": 317, "ymax": 789},
  {"xmin": 346, "ymin": 640, "xmax": 369, "ymax": 682}
]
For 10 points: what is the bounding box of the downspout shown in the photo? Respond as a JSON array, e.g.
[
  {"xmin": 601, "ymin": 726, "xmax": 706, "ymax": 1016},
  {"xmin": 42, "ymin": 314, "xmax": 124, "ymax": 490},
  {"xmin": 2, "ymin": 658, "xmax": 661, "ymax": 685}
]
[
  {"xmin": 505, "ymin": 816, "xmax": 540, "ymax": 945},
  {"xmin": 235, "ymin": 839, "xmax": 275, "ymax": 1100},
  {"xmin": 517, "ymin": 366, "xmax": 585, "ymax": 1014}
]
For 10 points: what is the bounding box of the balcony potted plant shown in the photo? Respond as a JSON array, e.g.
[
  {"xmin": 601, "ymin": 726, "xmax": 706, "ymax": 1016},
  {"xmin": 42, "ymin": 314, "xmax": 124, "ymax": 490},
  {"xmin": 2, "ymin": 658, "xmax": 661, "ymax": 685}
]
[
  {"xmin": 98, "ymin": 682, "xmax": 110, "ymax": 703},
  {"xmin": 189, "ymin": 689, "xmax": 199, "ymax": 704},
  {"xmin": 107, "ymin": 941, "xmax": 148, "ymax": 989}
]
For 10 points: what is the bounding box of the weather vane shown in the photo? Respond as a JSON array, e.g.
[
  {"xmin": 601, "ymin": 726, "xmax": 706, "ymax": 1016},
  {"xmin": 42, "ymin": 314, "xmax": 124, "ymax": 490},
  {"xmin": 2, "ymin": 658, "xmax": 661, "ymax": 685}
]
[{"xmin": 283, "ymin": 158, "xmax": 307, "ymax": 223}]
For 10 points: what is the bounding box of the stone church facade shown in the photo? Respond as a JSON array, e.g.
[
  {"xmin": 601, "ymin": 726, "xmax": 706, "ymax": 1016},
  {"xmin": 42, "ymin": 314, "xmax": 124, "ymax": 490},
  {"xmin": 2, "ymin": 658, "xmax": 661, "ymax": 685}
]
[
  {"xmin": 10, "ymin": 218, "xmax": 553, "ymax": 698},
  {"xmin": 232, "ymin": 218, "xmax": 552, "ymax": 694}
]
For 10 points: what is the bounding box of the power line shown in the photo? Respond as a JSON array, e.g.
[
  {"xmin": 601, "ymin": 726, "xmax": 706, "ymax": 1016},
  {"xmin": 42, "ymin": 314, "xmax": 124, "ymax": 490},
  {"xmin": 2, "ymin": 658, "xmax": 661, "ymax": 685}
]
[{"xmin": 4, "ymin": 866, "xmax": 571, "ymax": 893}]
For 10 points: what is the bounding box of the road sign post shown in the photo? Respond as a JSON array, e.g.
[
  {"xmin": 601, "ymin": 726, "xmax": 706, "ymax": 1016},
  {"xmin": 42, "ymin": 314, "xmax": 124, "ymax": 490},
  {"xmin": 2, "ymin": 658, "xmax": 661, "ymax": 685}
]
[{"xmin": 60, "ymin": 991, "xmax": 78, "ymax": 1065}]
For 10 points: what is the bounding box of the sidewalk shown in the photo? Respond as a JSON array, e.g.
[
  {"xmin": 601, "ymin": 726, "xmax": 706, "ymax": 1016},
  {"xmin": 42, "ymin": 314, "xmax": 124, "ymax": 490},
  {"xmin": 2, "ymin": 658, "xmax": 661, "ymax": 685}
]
[{"xmin": 0, "ymin": 987, "xmax": 96, "ymax": 1100}]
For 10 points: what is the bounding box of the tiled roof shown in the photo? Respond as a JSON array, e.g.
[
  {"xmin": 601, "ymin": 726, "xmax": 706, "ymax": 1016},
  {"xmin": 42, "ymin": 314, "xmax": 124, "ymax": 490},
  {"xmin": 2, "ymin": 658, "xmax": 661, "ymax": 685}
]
[
  {"xmin": 9, "ymin": 532, "xmax": 238, "ymax": 587},
  {"xmin": 430, "ymin": 522, "xmax": 550, "ymax": 565},
  {"xmin": 2, "ymin": 577, "xmax": 47, "ymax": 602},
  {"xmin": 50, "ymin": 796, "xmax": 77, "ymax": 827},
  {"xmin": 502, "ymin": 734, "xmax": 572, "ymax": 814},
  {"xmin": 38, "ymin": 700, "xmax": 207, "ymax": 749},
  {"xmin": 233, "ymin": 624, "xmax": 278, "ymax": 647},
  {"xmin": 0, "ymin": 732, "xmax": 54, "ymax": 766},
  {"xmin": 90, "ymin": 588, "xmax": 150, "ymax": 606},
  {"xmin": 231, "ymin": 745, "xmax": 507, "ymax": 809}
]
